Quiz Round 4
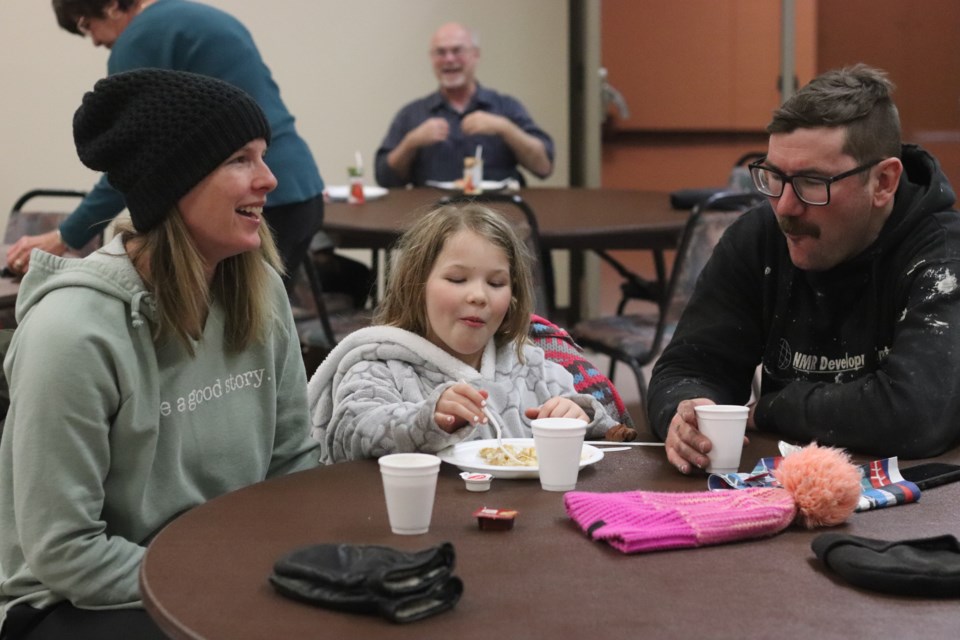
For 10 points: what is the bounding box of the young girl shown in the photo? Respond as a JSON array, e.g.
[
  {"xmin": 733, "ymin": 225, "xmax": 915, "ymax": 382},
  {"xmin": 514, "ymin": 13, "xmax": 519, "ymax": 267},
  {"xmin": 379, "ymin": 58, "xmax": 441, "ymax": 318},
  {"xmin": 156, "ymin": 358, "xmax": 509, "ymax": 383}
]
[{"xmin": 308, "ymin": 203, "xmax": 617, "ymax": 463}]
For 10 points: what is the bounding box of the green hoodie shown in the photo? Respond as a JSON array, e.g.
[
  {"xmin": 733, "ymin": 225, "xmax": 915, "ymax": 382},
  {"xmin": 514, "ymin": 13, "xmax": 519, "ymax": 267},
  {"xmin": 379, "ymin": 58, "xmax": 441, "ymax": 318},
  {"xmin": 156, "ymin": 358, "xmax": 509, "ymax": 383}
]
[{"xmin": 0, "ymin": 237, "xmax": 319, "ymax": 623}]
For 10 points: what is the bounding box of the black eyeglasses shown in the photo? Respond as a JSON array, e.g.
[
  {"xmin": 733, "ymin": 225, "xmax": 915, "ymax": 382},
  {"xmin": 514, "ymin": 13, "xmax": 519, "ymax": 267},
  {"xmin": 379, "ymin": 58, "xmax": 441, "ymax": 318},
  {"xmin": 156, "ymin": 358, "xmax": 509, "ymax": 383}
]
[{"xmin": 748, "ymin": 157, "xmax": 882, "ymax": 206}]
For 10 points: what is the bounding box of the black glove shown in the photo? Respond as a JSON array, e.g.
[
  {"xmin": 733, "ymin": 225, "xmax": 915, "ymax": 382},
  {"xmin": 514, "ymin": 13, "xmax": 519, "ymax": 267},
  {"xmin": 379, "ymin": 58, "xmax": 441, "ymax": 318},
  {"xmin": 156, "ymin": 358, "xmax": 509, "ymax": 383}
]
[
  {"xmin": 812, "ymin": 533, "xmax": 960, "ymax": 597},
  {"xmin": 269, "ymin": 542, "xmax": 463, "ymax": 623}
]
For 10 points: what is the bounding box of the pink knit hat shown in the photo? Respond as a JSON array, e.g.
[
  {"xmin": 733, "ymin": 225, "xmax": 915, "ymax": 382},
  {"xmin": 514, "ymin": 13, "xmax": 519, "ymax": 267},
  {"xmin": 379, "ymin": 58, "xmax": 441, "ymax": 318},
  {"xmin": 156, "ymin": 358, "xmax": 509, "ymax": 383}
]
[
  {"xmin": 564, "ymin": 443, "xmax": 862, "ymax": 554},
  {"xmin": 564, "ymin": 487, "xmax": 797, "ymax": 553}
]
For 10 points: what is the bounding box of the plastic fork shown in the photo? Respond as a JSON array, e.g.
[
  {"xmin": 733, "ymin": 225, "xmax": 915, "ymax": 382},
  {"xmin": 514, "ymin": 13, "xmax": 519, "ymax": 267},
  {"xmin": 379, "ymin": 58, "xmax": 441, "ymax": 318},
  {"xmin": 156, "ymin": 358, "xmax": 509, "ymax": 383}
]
[{"xmin": 482, "ymin": 406, "xmax": 524, "ymax": 465}]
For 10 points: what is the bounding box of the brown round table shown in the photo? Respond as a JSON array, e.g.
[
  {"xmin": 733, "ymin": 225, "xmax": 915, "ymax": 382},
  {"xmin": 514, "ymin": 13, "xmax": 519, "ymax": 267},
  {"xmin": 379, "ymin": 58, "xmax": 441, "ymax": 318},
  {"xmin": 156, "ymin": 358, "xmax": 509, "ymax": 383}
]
[{"xmin": 140, "ymin": 434, "xmax": 960, "ymax": 639}]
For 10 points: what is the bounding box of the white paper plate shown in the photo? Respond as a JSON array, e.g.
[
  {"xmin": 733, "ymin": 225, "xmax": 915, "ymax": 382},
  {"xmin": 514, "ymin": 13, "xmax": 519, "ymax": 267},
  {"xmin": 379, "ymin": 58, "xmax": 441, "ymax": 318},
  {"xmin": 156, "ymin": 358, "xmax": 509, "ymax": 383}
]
[
  {"xmin": 424, "ymin": 179, "xmax": 517, "ymax": 192},
  {"xmin": 324, "ymin": 185, "xmax": 389, "ymax": 201},
  {"xmin": 436, "ymin": 438, "xmax": 604, "ymax": 479}
]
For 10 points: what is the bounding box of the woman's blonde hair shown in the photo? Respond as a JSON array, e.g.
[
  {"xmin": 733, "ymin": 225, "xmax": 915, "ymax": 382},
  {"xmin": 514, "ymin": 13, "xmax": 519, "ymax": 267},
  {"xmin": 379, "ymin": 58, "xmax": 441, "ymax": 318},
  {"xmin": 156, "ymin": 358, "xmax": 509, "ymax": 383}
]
[
  {"xmin": 374, "ymin": 203, "xmax": 535, "ymax": 359},
  {"xmin": 121, "ymin": 209, "xmax": 283, "ymax": 355}
]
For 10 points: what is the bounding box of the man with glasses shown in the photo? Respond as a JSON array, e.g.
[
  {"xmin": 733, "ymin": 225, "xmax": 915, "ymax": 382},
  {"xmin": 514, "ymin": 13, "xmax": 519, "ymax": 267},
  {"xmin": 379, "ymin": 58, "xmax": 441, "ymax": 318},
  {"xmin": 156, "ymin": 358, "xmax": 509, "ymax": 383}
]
[
  {"xmin": 648, "ymin": 64, "xmax": 960, "ymax": 471},
  {"xmin": 375, "ymin": 22, "xmax": 554, "ymax": 188}
]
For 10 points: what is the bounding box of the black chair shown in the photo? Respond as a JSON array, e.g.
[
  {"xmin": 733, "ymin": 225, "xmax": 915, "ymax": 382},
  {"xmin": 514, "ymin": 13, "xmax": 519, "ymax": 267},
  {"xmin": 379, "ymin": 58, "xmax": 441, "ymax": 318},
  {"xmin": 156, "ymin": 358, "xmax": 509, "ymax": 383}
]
[
  {"xmin": 5, "ymin": 189, "xmax": 101, "ymax": 256},
  {"xmin": 668, "ymin": 151, "xmax": 766, "ymax": 210},
  {"xmin": 570, "ymin": 191, "xmax": 766, "ymax": 411},
  {"xmin": 601, "ymin": 150, "xmax": 768, "ymax": 315},
  {"xmin": 294, "ymin": 243, "xmax": 375, "ymax": 371},
  {"xmin": 436, "ymin": 192, "xmax": 556, "ymax": 320},
  {"xmin": 2, "ymin": 189, "xmax": 103, "ymax": 331}
]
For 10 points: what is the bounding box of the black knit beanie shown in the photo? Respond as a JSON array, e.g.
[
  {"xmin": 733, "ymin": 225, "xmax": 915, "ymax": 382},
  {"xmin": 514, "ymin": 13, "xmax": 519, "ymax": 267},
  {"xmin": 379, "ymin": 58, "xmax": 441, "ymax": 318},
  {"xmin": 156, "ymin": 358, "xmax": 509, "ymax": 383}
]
[{"xmin": 73, "ymin": 68, "xmax": 271, "ymax": 233}]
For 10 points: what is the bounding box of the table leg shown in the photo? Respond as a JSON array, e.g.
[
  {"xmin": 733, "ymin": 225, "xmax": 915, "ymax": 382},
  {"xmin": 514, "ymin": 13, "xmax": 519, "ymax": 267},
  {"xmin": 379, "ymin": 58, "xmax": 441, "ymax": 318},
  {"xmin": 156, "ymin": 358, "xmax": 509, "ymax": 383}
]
[
  {"xmin": 369, "ymin": 249, "xmax": 380, "ymax": 302},
  {"xmin": 568, "ymin": 249, "xmax": 585, "ymax": 326},
  {"xmin": 652, "ymin": 249, "xmax": 668, "ymax": 312}
]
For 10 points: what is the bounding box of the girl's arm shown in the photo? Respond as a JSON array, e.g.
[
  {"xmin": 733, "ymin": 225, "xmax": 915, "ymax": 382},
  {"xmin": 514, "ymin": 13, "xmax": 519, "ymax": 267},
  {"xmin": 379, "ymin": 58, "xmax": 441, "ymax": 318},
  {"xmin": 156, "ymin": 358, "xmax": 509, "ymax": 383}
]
[{"xmin": 320, "ymin": 360, "xmax": 476, "ymax": 463}]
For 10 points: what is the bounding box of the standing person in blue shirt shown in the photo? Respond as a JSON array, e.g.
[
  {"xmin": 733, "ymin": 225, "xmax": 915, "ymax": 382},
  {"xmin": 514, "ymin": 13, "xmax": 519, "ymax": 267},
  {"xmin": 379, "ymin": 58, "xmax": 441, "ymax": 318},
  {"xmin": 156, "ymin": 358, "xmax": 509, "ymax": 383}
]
[
  {"xmin": 375, "ymin": 22, "xmax": 554, "ymax": 188},
  {"xmin": 7, "ymin": 0, "xmax": 325, "ymax": 291}
]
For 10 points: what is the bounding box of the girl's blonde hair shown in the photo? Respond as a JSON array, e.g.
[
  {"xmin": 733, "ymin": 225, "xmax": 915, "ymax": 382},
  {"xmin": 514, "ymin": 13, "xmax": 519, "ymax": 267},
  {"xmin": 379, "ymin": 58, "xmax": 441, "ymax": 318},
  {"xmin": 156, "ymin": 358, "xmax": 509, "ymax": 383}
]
[
  {"xmin": 121, "ymin": 209, "xmax": 283, "ymax": 355},
  {"xmin": 374, "ymin": 203, "xmax": 535, "ymax": 359}
]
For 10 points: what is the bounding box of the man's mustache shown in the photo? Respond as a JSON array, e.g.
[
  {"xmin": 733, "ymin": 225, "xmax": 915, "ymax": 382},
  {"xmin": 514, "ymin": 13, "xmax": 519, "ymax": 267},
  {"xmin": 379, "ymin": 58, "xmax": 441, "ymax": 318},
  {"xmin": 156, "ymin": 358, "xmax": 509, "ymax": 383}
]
[{"xmin": 778, "ymin": 216, "xmax": 821, "ymax": 239}]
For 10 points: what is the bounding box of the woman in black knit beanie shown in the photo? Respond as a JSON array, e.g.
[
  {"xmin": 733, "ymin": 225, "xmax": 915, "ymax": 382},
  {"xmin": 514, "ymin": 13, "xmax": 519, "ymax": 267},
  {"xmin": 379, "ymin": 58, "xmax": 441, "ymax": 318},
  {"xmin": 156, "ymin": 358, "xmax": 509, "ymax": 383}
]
[{"xmin": 0, "ymin": 68, "xmax": 320, "ymax": 640}]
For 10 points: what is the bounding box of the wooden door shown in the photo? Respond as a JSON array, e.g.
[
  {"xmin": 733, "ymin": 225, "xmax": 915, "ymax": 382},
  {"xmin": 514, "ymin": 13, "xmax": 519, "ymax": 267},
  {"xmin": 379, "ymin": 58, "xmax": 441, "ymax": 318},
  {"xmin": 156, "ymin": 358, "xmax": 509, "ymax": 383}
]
[{"xmin": 600, "ymin": 0, "xmax": 817, "ymax": 191}]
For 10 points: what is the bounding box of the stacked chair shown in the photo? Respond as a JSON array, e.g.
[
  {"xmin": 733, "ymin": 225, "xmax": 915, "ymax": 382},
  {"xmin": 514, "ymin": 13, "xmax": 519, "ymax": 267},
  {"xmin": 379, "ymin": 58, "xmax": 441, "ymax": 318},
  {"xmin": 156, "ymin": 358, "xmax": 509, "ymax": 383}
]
[{"xmin": 570, "ymin": 191, "xmax": 766, "ymax": 411}]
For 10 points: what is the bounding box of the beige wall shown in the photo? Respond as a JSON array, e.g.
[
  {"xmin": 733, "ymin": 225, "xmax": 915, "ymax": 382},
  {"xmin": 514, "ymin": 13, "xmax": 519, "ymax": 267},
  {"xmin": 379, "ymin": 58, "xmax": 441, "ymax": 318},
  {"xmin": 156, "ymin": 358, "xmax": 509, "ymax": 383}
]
[{"xmin": 0, "ymin": 0, "xmax": 570, "ymax": 231}]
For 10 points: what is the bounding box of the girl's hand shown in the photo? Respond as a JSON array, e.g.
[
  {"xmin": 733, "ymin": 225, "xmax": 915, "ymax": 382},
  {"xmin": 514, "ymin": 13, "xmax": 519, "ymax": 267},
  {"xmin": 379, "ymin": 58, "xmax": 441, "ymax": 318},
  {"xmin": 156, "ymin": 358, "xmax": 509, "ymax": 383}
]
[
  {"xmin": 524, "ymin": 397, "xmax": 589, "ymax": 422},
  {"xmin": 434, "ymin": 382, "xmax": 489, "ymax": 433}
]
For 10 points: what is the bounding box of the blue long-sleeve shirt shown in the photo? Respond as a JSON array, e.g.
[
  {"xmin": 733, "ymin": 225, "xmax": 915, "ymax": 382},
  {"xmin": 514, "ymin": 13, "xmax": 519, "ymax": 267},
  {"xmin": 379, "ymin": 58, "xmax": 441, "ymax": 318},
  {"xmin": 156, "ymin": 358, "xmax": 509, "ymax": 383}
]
[
  {"xmin": 60, "ymin": 0, "xmax": 323, "ymax": 249},
  {"xmin": 375, "ymin": 85, "xmax": 554, "ymax": 188}
]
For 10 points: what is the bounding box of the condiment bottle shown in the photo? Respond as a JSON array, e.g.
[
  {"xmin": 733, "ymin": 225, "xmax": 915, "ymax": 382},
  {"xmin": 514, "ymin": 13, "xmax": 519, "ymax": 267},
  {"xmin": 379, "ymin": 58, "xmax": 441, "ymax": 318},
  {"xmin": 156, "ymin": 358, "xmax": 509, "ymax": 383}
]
[
  {"xmin": 347, "ymin": 165, "xmax": 365, "ymax": 204},
  {"xmin": 463, "ymin": 157, "xmax": 483, "ymax": 195}
]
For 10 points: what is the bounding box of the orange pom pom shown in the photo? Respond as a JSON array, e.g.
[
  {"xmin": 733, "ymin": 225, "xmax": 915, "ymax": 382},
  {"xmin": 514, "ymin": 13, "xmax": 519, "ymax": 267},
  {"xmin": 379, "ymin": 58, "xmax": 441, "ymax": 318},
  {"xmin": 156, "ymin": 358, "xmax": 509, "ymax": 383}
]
[{"xmin": 772, "ymin": 442, "xmax": 861, "ymax": 528}]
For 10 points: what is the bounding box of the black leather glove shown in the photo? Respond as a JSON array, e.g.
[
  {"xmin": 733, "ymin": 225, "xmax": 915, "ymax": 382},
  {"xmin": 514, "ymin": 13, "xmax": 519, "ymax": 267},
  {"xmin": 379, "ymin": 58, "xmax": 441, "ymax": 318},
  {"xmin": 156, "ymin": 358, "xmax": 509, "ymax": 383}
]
[
  {"xmin": 269, "ymin": 542, "xmax": 463, "ymax": 623},
  {"xmin": 812, "ymin": 533, "xmax": 960, "ymax": 597}
]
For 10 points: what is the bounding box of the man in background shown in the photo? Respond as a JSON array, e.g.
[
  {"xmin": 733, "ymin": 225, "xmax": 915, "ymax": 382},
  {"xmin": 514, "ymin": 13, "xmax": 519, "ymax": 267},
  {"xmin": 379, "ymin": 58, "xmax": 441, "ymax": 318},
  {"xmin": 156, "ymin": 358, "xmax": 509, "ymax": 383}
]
[{"xmin": 375, "ymin": 22, "xmax": 554, "ymax": 188}]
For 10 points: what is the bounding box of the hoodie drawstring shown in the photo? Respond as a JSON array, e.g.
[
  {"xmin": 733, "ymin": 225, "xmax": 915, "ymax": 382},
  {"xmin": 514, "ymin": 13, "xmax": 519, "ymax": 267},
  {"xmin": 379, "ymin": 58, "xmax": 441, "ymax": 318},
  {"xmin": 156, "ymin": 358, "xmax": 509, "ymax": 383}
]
[{"xmin": 130, "ymin": 291, "xmax": 147, "ymax": 328}]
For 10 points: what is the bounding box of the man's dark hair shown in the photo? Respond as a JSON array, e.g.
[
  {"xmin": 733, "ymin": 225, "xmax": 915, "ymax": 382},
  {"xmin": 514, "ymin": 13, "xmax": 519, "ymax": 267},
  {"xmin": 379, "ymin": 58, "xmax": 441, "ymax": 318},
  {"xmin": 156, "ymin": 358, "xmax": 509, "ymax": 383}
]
[
  {"xmin": 52, "ymin": 0, "xmax": 139, "ymax": 35},
  {"xmin": 768, "ymin": 64, "xmax": 901, "ymax": 162}
]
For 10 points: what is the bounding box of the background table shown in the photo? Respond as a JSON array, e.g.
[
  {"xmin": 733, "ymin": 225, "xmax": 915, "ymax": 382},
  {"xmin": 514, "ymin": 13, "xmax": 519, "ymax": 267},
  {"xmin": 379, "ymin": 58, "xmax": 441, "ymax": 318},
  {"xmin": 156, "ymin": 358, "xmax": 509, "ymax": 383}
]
[
  {"xmin": 324, "ymin": 187, "xmax": 685, "ymax": 322},
  {"xmin": 0, "ymin": 277, "xmax": 18, "ymax": 310},
  {"xmin": 324, "ymin": 187, "xmax": 683, "ymax": 251},
  {"xmin": 0, "ymin": 245, "xmax": 20, "ymax": 311},
  {"xmin": 141, "ymin": 434, "xmax": 960, "ymax": 639}
]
